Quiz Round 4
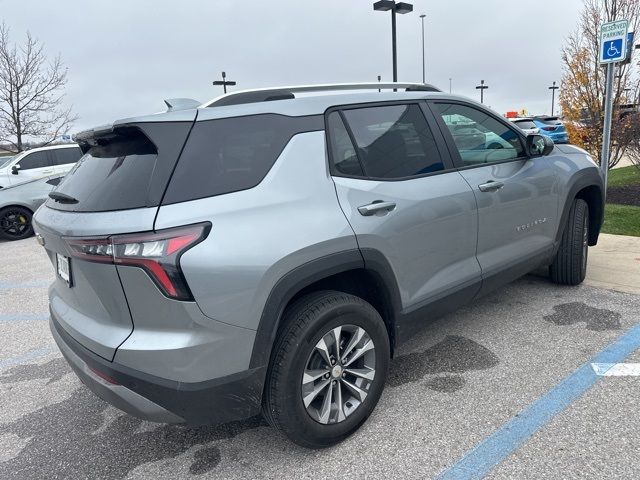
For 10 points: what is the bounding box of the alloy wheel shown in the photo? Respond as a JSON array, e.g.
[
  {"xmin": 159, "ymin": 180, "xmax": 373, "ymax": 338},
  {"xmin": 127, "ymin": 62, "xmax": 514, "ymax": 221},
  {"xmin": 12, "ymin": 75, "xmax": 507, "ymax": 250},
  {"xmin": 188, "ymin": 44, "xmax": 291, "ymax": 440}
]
[
  {"xmin": 301, "ymin": 324, "xmax": 376, "ymax": 425},
  {"xmin": 0, "ymin": 209, "xmax": 29, "ymax": 238}
]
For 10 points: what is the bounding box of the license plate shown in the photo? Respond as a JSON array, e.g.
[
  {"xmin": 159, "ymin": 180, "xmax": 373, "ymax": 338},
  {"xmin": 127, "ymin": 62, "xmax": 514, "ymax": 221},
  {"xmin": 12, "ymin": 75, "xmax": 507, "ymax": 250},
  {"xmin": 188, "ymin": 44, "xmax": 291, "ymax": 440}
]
[{"xmin": 56, "ymin": 253, "xmax": 72, "ymax": 287}]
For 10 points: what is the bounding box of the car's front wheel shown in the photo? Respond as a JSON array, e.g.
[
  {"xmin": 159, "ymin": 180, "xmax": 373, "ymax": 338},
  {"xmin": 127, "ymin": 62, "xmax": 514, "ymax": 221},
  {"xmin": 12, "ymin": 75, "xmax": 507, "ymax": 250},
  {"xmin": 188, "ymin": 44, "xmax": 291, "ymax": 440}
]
[
  {"xmin": 0, "ymin": 206, "xmax": 34, "ymax": 241},
  {"xmin": 550, "ymin": 198, "xmax": 589, "ymax": 285},
  {"xmin": 263, "ymin": 291, "xmax": 390, "ymax": 448}
]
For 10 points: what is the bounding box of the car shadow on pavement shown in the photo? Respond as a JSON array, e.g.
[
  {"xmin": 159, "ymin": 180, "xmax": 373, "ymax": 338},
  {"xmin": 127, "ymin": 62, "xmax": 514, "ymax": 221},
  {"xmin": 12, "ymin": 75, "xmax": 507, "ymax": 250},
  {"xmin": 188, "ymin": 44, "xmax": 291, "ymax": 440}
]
[
  {"xmin": 0, "ymin": 332, "xmax": 503, "ymax": 479},
  {"xmin": 0, "ymin": 358, "xmax": 268, "ymax": 479}
]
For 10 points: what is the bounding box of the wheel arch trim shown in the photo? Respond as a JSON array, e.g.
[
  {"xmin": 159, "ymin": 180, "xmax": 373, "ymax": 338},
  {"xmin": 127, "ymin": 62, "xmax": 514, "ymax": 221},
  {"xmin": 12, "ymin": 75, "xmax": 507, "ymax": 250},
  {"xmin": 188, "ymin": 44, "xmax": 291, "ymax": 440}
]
[{"xmin": 249, "ymin": 249, "xmax": 402, "ymax": 369}]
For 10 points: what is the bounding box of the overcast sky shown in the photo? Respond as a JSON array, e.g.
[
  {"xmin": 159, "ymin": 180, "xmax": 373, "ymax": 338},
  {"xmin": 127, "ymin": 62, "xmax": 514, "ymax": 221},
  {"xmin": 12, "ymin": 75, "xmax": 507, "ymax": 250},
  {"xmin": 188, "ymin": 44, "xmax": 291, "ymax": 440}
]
[{"xmin": 1, "ymin": 0, "xmax": 584, "ymax": 132}]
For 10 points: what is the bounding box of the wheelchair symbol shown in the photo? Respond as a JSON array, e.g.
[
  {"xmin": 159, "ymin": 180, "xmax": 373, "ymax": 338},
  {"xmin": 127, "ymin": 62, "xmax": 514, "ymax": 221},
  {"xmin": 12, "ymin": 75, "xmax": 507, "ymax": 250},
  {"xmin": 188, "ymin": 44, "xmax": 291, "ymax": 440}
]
[{"xmin": 607, "ymin": 41, "xmax": 621, "ymax": 57}]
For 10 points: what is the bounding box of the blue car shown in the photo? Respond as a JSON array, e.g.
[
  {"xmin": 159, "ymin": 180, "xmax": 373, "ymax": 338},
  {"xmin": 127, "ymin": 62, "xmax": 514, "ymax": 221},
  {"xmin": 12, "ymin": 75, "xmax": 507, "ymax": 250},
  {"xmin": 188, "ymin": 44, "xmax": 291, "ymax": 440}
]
[{"xmin": 532, "ymin": 116, "xmax": 569, "ymax": 144}]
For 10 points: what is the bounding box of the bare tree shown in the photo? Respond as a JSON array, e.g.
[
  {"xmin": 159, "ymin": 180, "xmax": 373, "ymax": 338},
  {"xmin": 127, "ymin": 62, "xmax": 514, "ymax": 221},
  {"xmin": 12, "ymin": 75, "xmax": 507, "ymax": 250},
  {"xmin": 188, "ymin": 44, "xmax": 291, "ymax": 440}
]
[
  {"xmin": 559, "ymin": 0, "xmax": 639, "ymax": 169},
  {"xmin": 0, "ymin": 23, "xmax": 76, "ymax": 152}
]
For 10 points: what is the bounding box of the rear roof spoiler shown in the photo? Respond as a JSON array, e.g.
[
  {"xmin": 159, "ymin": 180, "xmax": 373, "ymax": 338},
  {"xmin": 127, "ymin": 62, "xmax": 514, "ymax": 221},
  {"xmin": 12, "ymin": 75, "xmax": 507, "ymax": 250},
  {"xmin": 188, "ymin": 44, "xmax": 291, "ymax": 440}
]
[{"xmin": 164, "ymin": 98, "xmax": 201, "ymax": 111}]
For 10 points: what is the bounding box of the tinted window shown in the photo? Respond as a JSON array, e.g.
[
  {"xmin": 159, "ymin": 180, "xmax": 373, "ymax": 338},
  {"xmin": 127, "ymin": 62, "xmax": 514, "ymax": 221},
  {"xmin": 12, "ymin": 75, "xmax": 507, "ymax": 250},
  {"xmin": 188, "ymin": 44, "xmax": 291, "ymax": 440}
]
[
  {"xmin": 538, "ymin": 117, "xmax": 560, "ymax": 125},
  {"xmin": 513, "ymin": 120, "xmax": 537, "ymax": 129},
  {"xmin": 433, "ymin": 103, "xmax": 524, "ymax": 166},
  {"xmin": 49, "ymin": 131, "xmax": 158, "ymax": 212},
  {"xmin": 51, "ymin": 147, "xmax": 82, "ymax": 165},
  {"xmin": 163, "ymin": 114, "xmax": 320, "ymax": 204},
  {"xmin": 46, "ymin": 177, "xmax": 62, "ymax": 186},
  {"xmin": 19, "ymin": 151, "xmax": 50, "ymax": 170},
  {"xmin": 341, "ymin": 104, "xmax": 443, "ymax": 179},
  {"xmin": 327, "ymin": 112, "xmax": 363, "ymax": 176}
]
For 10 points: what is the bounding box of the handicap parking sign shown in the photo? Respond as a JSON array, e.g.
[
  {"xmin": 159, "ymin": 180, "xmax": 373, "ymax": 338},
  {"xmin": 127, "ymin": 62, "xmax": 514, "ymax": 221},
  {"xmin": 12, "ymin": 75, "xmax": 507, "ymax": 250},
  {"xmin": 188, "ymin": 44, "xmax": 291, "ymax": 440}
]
[
  {"xmin": 599, "ymin": 20, "xmax": 629, "ymax": 64},
  {"xmin": 602, "ymin": 39, "xmax": 624, "ymax": 61}
]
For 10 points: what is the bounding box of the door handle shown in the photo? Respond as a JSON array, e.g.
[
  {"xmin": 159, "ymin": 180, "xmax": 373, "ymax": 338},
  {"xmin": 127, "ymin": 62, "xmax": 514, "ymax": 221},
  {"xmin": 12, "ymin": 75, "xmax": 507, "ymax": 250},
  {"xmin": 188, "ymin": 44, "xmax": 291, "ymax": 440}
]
[
  {"xmin": 478, "ymin": 180, "xmax": 504, "ymax": 192},
  {"xmin": 358, "ymin": 201, "xmax": 397, "ymax": 216}
]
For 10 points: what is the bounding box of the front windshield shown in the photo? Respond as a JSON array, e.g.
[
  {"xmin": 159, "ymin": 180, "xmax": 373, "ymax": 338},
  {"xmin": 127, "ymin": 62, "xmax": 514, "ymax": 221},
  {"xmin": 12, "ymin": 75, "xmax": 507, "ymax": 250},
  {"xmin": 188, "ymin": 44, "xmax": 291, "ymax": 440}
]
[{"xmin": 0, "ymin": 156, "xmax": 15, "ymax": 168}]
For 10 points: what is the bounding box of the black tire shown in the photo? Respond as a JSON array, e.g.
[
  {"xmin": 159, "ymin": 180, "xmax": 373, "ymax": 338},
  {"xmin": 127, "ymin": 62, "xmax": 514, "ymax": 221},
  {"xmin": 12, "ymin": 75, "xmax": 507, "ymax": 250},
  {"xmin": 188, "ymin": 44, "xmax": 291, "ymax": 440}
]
[
  {"xmin": 0, "ymin": 206, "xmax": 34, "ymax": 241},
  {"xmin": 262, "ymin": 290, "xmax": 390, "ymax": 448},
  {"xmin": 550, "ymin": 198, "xmax": 589, "ymax": 285}
]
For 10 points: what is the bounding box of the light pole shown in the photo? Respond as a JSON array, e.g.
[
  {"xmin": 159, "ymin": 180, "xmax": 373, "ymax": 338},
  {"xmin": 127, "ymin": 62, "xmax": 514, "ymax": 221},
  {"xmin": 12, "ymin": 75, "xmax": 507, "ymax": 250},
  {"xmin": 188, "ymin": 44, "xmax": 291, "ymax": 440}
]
[
  {"xmin": 476, "ymin": 80, "xmax": 488, "ymax": 104},
  {"xmin": 419, "ymin": 14, "xmax": 426, "ymax": 83},
  {"xmin": 548, "ymin": 81, "xmax": 559, "ymax": 116},
  {"xmin": 373, "ymin": 1, "xmax": 414, "ymax": 83},
  {"xmin": 212, "ymin": 71, "xmax": 236, "ymax": 94},
  {"xmin": 449, "ymin": 77, "xmax": 452, "ymax": 93}
]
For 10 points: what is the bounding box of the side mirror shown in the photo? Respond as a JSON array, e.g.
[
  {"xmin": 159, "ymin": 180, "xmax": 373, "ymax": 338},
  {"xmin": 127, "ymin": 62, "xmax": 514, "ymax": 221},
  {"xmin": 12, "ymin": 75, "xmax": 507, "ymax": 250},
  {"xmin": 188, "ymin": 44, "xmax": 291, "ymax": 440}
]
[
  {"xmin": 527, "ymin": 134, "xmax": 554, "ymax": 157},
  {"xmin": 11, "ymin": 164, "xmax": 20, "ymax": 174}
]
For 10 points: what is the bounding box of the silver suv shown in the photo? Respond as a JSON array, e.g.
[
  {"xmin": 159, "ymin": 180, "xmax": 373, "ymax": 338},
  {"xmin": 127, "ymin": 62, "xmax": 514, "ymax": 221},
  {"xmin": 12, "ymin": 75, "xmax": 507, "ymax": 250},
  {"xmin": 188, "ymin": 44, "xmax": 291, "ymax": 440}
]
[{"xmin": 34, "ymin": 83, "xmax": 604, "ymax": 448}]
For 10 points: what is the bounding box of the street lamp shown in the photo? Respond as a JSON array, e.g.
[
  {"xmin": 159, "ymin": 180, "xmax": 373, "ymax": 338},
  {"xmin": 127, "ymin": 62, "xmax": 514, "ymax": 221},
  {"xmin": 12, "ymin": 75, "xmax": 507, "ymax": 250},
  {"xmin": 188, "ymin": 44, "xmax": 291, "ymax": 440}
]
[
  {"xmin": 548, "ymin": 81, "xmax": 559, "ymax": 116},
  {"xmin": 212, "ymin": 71, "xmax": 236, "ymax": 94},
  {"xmin": 476, "ymin": 79, "xmax": 488, "ymax": 104},
  {"xmin": 373, "ymin": 1, "xmax": 414, "ymax": 83},
  {"xmin": 419, "ymin": 14, "xmax": 426, "ymax": 83}
]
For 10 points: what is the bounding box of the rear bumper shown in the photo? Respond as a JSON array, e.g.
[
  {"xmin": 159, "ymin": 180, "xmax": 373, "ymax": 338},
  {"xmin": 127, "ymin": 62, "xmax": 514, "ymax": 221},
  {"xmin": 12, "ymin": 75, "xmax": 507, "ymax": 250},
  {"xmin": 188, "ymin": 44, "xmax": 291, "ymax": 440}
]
[{"xmin": 51, "ymin": 314, "xmax": 266, "ymax": 426}]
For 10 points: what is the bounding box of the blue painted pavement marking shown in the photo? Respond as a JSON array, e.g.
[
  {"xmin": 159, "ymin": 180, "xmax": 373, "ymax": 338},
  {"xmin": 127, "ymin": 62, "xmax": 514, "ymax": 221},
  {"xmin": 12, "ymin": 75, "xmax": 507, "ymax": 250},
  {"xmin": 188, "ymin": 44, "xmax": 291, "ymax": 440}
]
[
  {"xmin": 0, "ymin": 313, "xmax": 49, "ymax": 322},
  {"xmin": 437, "ymin": 322, "xmax": 640, "ymax": 480},
  {"xmin": 0, "ymin": 280, "xmax": 50, "ymax": 290},
  {"xmin": 0, "ymin": 346, "xmax": 57, "ymax": 371}
]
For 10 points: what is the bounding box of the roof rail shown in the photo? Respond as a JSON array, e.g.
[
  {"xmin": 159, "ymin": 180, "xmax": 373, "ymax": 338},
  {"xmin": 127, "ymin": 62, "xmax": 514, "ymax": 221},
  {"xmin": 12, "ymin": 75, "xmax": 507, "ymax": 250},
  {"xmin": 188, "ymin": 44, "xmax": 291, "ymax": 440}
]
[{"xmin": 202, "ymin": 82, "xmax": 441, "ymax": 108}]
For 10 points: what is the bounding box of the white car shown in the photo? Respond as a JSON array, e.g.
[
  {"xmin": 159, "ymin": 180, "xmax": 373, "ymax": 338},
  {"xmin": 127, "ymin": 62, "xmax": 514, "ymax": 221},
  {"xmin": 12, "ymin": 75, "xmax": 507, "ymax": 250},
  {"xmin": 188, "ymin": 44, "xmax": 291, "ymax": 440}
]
[
  {"xmin": 0, "ymin": 144, "xmax": 82, "ymax": 188},
  {"xmin": 509, "ymin": 118, "xmax": 540, "ymax": 135}
]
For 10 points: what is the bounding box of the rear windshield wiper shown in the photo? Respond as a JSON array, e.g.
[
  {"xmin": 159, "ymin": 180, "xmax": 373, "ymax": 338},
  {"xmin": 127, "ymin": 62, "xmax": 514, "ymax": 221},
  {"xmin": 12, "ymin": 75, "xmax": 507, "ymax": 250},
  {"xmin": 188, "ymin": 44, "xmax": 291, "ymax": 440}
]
[{"xmin": 48, "ymin": 192, "xmax": 79, "ymax": 204}]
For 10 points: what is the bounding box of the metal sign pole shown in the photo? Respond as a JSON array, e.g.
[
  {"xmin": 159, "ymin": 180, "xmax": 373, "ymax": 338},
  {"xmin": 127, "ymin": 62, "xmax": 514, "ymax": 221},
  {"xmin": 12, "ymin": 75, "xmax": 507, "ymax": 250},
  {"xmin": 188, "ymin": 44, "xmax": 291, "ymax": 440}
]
[{"xmin": 601, "ymin": 62, "xmax": 615, "ymax": 197}]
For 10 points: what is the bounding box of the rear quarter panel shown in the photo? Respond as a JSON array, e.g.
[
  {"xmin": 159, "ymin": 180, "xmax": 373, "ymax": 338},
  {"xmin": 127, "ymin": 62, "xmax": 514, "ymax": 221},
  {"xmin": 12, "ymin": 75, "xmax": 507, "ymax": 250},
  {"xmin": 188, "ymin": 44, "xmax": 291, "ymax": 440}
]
[{"xmin": 154, "ymin": 130, "xmax": 358, "ymax": 331}]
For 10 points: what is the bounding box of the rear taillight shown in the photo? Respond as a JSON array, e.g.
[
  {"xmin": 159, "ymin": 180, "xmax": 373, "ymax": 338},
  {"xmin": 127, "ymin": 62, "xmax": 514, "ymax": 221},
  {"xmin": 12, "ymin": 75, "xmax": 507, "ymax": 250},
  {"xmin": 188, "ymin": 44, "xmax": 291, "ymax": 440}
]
[
  {"xmin": 542, "ymin": 126, "xmax": 556, "ymax": 131},
  {"xmin": 64, "ymin": 223, "xmax": 210, "ymax": 301}
]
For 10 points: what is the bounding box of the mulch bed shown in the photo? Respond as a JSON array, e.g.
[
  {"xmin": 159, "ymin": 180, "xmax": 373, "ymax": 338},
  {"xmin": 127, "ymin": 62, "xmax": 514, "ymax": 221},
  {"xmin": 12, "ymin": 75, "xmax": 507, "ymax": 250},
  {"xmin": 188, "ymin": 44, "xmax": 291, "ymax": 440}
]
[{"xmin": 607, "ymin": 184, "xmax": 640, "ymax": 207}]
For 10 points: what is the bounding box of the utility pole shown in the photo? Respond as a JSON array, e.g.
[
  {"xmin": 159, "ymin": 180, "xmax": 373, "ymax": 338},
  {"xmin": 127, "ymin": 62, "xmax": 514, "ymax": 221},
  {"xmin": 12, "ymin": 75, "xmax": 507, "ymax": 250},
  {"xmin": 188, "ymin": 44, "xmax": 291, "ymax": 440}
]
[
  {"xmin": 420, "ymin": 14, "xmax": 426, "ymax": 83},
  {"xmin": 548, "ymin": 81, "xmax": 559, "ymax": 116},
  {"xmin": 212, "ymin": 71, "xmax": 236, "ymax": 94},
  {"xmin": 476, "ymin": 80, "xmax": 488, "ymax": 104}
]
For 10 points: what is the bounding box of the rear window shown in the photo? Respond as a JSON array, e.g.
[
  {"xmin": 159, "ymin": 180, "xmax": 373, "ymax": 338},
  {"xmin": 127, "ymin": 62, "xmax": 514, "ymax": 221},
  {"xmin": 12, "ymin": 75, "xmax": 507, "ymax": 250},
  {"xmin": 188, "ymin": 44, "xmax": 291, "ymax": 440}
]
[
  {"xmin": 513, "ymin": 120, "xmax": 537, "ymax": 129},
  {"xmin": 538, "ymin": 117, "xmax": 560, "ymax": 125},
  {"xmin": 47, "ymin": 131, "xmax": 158, "ymax": 212},
  {"xmin": 162, "ymin": 114, "xmax": 321, "ymax": 204}
]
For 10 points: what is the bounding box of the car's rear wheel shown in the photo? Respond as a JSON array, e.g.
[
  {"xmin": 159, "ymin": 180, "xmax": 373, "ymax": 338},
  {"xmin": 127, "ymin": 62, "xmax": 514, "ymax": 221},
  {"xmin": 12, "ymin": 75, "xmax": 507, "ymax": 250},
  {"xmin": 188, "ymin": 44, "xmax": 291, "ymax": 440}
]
[
  {"xmin": 0, "ymin": 206, "xmax": 33, "ymax": 241},
  {"xmin": 550, "ymin": 198, "xmax": 589, "ymax": 285},
  {"xmin": 262, "ymin": 291, "xmax": 390, "ymax": 448}
]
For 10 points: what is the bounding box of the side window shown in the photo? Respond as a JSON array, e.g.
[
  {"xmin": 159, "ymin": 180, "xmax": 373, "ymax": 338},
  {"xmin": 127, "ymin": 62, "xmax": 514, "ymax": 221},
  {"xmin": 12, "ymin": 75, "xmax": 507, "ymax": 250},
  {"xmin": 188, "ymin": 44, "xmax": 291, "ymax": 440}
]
[
  {"xmin": 432, "ymin": 103, "xmax": 524, "ymax": 166},
  {"xmin": 51, "ymin": 147, "xmax": 82, "ymax": 166},
  {"xmin": 163, "ymin": 114, "xmax": 320, "ymax": 204},
  {"xmin": 327, "ymin": 112, "xmax": 363, "ymax": 176},
  {"xmin": 46, "ymin": 177, "xmax": 62, "ymax": 186},
  {"xmin": 341, "ymin": 104, "xmax": 444, "ymax": 179},
  {"xmin": 18, "ymin": 151, "xmax": 50, "ymax": 170}
]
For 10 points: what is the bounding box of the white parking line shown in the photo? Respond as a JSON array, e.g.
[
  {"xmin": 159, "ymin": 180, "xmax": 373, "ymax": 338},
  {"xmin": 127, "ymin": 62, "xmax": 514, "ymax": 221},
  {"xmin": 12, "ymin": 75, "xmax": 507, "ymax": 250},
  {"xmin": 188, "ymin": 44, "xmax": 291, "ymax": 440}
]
[{"xmin": 591, "ymin": 363, "xmax": 640, "ymax": 376}]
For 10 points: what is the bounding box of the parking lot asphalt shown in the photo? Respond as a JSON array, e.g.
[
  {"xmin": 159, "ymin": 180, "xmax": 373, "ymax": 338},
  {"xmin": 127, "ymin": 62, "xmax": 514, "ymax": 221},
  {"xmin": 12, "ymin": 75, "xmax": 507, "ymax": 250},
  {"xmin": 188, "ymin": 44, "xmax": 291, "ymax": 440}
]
[{"xmin": 1, "ymin": 237, "xmax": 640, "ymax": 479}]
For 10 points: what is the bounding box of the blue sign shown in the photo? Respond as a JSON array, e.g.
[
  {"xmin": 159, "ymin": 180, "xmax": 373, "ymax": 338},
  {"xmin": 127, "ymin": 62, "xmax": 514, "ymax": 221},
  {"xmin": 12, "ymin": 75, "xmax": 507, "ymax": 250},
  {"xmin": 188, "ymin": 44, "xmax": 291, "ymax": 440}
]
[
  {"xmin": 600, "ymin": 19, "xmax": 629, "ymax": 64},
  {"xmin": 602, "ymin": 38, "xmax": 624, "ymax": 61}
]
